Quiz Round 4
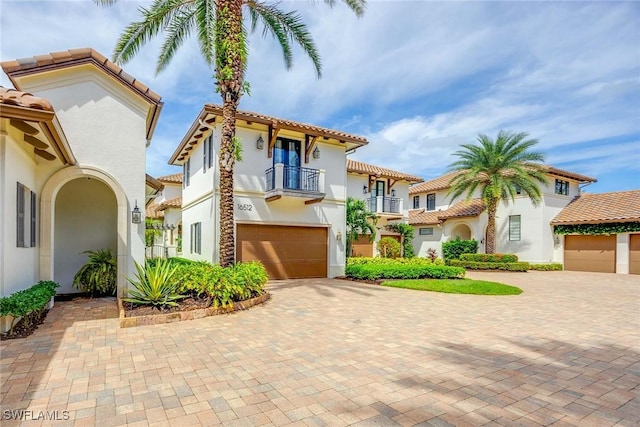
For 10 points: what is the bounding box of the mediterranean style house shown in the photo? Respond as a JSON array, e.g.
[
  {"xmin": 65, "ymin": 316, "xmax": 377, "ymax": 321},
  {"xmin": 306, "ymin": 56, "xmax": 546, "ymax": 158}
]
[
  {"xmin": 346, "ymin": 159, "xmax": 422, "ymax": 256},
  {"xmin": 409, "ymin": 168, "xmax": 640, "ymax": 274},
  {"xmin": 145, "ymin": 173, "xmax": 183, "ymax": 258},
  {"xmin": 0, "ymin": 48, "xmax": 163, "ymax": 299},
  {"xmin": 169, "ymin": 105, "xmax": 368, "ymax": 279}
]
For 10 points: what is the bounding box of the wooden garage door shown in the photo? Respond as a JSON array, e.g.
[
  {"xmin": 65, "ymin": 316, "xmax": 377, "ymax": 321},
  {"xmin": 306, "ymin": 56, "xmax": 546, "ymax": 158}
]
[
  {"xmin": 236, "ymin": 224, "xmax": 327, "ymax": 279},
  {"xmin": 629, "ymin": 234, "xmax": 640, "ymax": 275},
  {"xmin": 351, "ymin": 235, "xmax": 373, "ymax": 257},
  {"xmin": 564, "ymin": 235, "xmax": 616, "ymax": 273}
]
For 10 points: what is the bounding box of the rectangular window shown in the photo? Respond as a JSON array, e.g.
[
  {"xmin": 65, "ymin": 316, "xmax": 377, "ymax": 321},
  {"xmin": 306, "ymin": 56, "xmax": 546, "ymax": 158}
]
[
  {"xmin": 203, "ymin": 136, "xmax": 208, "ymax": 173},
  {"xmin": 190, "ymin": 222, "xmax": 201, "ymax": 254},
  {"xmin": 514, "ymin": 184, "xmax": 522, "ymax": 195},
  {"xmin": 30, "ymin": 191, "xmax": 36, "ymax": 247},
  {"xmin": 426, "ymin": 193, "xmax": 436, "ymax": 211},
  {"xmin": 16, "ymin": 183, "xmax": 36, "ymax": 247},
  {"xmin": 207, "ymin": 135, "xmax": 214, "ymax": 169},
  {"xmin": 509, "ymin": 215, "xmax": 521, "ymax": 241},
  {"xmin": 183, "ymin": 158, "xmax": 191, "ymax": 188},
  {"xmin": 419, "ymin": 227, "xmax": 434, "ymax": 236},
  {"xmin": 555, "ymin": 179, "xmax": 569, "ymax": 196},
  {"xmin": 412, "ymin": 195, "xmax": 420, "ymax": 209}
]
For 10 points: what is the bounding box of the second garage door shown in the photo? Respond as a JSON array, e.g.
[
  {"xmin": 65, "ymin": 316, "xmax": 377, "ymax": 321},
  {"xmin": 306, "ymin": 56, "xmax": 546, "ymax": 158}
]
[
  {"xmin": 236, "ymin": 224, "xmax": 328, "ymax": 279},
  {"xmin": 564, "ymin": 235, "xmax": 616, "ymax": 273},
  {"xmin": 629, "ymin": 234, "xmax": 640, "ymax": 275}
]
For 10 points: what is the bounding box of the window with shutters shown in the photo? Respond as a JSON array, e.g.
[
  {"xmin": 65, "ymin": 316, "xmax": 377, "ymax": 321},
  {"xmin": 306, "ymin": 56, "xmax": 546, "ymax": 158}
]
[
  {"xmin": 509, "ymin": 215, "xmax": 521, "ymax": 241},
  {"xmin": 16, "ymin": 182, "xmax": 37, "ymax": 247}
]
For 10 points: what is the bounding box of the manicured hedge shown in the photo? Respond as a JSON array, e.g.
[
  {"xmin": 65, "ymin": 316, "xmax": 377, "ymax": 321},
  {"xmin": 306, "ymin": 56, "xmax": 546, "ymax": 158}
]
[
  {"xmin": 347, "ymin": 257, "xmax": 445, "ymax": 266},
  {"xmin": 346, "ymin": 258, "xmax": 464, "ymax": 280},
  {"xmin": 460, "ymin": 253, "xmax": 519, "ymax": 263},
  {"xmin": 0, "ymin": 281, "xmax": 59, "ymax": 336},
  {"xmin": 529, "ymin": 263, "xmax": 563, "ymax": 271},
  {"xmin": 442, "ymin": 239, "xmax": 478, "ymax": 260},
  {"xmin": 448, "ymin": 260, "xmax": 530, "ymax": 272}
]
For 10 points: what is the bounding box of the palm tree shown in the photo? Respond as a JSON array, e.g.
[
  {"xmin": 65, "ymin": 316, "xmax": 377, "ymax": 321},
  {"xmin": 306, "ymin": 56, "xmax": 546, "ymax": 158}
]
[
  {"xmin": 96, "ymin": 0, "xmax": 366, "ymax": 267},
  {"xmin": 346, "ymin": 196, "xmax": 377, "ymax": 257},
  {"xmin": 447, "ymin": 130, "xmax": 547, "ymax": 254}
]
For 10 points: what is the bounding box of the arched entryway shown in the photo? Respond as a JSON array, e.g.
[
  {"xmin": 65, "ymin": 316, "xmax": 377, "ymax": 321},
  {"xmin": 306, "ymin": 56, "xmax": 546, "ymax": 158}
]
[
  {"xmin": 40, "ymin": 167, "xmax": 129, "ymax": 296},
  {"xmin": 451, "ymin": 224, "xmax": 472, "ymax": 240}
]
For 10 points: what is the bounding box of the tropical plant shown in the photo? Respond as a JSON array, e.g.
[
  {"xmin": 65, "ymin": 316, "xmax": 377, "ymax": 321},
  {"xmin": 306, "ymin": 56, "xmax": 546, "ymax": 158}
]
[
  {"xmin": 425, "ymin": 248, "xmax": 439, "ymax": 262},
  {"xmin": 346, "ymin": 196, "xmax": 377, "ymax": 257},
  {"xmin": 73, "ymin": 249, "xmax": 117, "ymax": 296},
  {"xmin": 386, "ymin": 223, "xmax": 414, "ymax": 258},
  {"xmin": 447, "ymin": 130, "xmax": 547, "ymax": 253},
  {"xmin": 377, "ymin": 237, "xmax": 401, "ymax": 258},
  {"xmin": 124, "ymin": 260, "xmax": 185, "ymax": 309},
  {"xmin": 96, "ymin": 0, "xmax": 367, "ymax": 267}
]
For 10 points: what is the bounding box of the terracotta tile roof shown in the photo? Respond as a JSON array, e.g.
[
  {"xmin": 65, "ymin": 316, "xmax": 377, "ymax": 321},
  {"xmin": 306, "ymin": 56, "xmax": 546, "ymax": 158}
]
[
  {"xmin": 409, "ymin": 171, "xmax": 460, "ymax": 195},
  {"xmin": 347, "ymin": 159, "xmax": 423, "ymax": 183},
  {"xmin": 551, "ymin": 190, "xmax": 640, "ymax": 225},
  {"xmin": 170, "ymin": 105, "xmax": 368, "ymax": 164},
  {"xmin": 409, "ymin": 165, "xmax": 596, "ymax": 195},
  {"xmin": 0, "ymin": 87, "xmax": 53, "ymax": 111},
  {"xmin": 145, "ymin": 203, "xmax": 163, "ymax": 219},
  {"xmin": 409, "ymin": 198, "xmax": 486, "ymax": 225},
  {"xmin": 158, "ymin": 196, "xmax": 182, "ymax": 211},
  {"xmin": 1, "ymin": 48, "xmax": 163, "ymax": 140},
  {"xmin": 158, "ymin": 173, "xmax": 183, "ymax": 184}
]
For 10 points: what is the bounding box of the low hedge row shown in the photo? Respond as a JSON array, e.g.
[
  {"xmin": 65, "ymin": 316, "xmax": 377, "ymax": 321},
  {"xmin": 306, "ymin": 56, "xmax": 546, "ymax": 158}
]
[
  {"xmin": 346, "ymin": 262, "xmax": 465, "ymax": 280},
  {"xmin": 448, "ymin": 260, "xmax": 530, "ymax": 272},
  {"xmin": 529, "ymin": 263, "xmax": 563, "ymax": 271},
  {"xmin": 0, "ymin": 281, "xmax": 59, "ymax": 336},
  {"xmin": 459, "ymin": 253, "xmax": 518, "ymax": 263},
  {"xmin": 347, "ymin": 257, "xmax": 445, "ymax": 266}
]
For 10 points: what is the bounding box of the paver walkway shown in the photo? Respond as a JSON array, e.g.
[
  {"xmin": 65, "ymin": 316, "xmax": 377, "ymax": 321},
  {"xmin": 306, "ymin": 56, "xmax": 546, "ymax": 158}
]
[{"xmin": 1, "ymin": 271, "xmax": 639, "ymax": 426}]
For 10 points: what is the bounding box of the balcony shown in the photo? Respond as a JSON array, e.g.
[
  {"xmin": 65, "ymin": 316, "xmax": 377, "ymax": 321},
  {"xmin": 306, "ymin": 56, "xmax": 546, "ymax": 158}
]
[
  {"xmin": 265, "ymin": 164, "xmax": 325, "ymax": 204},
  {"xmin": 366, "ymin": 196, "xmax": 403, "ymax": 217}
]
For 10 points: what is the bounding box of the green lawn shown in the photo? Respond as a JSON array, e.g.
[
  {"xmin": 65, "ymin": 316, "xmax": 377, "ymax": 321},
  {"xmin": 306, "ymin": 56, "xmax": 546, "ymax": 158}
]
[{"xmin": 381, "ymin": 279, "xmax": 523, "ymax": 295}]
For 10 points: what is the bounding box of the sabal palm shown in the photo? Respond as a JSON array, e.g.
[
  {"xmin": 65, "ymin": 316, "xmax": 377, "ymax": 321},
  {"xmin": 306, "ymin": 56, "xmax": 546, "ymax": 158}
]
[
  {"xmin": 346, "ymin": 196, "xmax": 377, "ymax": 257},
  {"xmin": 97, "ymin": 0, "xmax": 366, "ymax": 267},
  {"xmin": 447, "ymin": 130, "xmax": 547, "ymax": 254}
]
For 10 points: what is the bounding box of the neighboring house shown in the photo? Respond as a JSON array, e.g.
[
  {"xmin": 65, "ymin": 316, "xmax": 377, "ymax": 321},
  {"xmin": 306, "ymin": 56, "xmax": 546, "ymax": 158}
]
[
  {"xmin": 346, "ymin": 159, "xmax": 423, "ymax": 256},
  {"xmin": 0, "ymin": 48, "xmax": 163, "ymax": 300},
  {"xmin": 169, "ymin": 104, "xmax": 368, "ymax": 279},
  {"xmin": 551, "ymin": 190, "xmax": 640, "ymax": 274},
  {"xmin": 409, "ymin": 166, "xmax": 597, "ymax": 264},
  {"xmin": 145, "ymin": 173, "xmax": 183, "ymax": 257}
]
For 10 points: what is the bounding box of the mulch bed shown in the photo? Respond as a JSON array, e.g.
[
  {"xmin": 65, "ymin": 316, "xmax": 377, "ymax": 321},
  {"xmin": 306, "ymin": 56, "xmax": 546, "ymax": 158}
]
[
  {"xmin": 123, "ymin": 296, "xmax": 211, "ymax": 317},
  {"xmin": 0, "ymin": 309, "xmax": 49, "ymax": 340}
]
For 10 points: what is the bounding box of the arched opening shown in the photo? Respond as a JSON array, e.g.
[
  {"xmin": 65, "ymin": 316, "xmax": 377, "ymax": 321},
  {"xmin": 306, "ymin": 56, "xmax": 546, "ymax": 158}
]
[
  {"xmin": 40, "ymin": 166, "xmax": 130, "ymax": 296},
  {"xmin": 451, "ymin": 224, "xmax": 472, "ymax": 240},
  {"xmin": 54, "ymin": 178, "xmax": 117, "ymax": 294}
]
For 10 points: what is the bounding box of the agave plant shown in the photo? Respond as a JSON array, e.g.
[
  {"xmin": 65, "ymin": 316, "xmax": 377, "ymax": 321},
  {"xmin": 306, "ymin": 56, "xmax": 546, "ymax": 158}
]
[
  {"xmin": 123, "ymin": 260, "xmax": 185, "ymax": 309},
  {"xmin": 73, "ymin": 249, "xmax": 117, "ymax": 296}
]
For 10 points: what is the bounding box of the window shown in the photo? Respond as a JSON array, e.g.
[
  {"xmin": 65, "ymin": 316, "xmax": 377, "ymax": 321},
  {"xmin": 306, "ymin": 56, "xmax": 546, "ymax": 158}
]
[
  {"xmin": 207, "ymin": 135, "xmax": 214, "ymax": 169},
  {"xmin": 419, "ymin": 227, "xmax": 434, "ymax": 236},
  {"xmin": 203, "ymin": 135, "xmax": 214, "ymax": 172},
  {"xmin": 426, "ymin": 193, "xmax": 436, "ymax": 211},
  {"xmin": 509, "ymin": 215, "xmax": 521, "ymax": 241},
  {"xmin": 16, "ymin": 182, "xmax": 36, "ymax": 247},
  {"xmin": 555, "ymin": 179, "xmax": 569, "ymax": 196},
  {"xmin": 183, "ymin": 158, "xmax": 191, "ymax": 188},
  {"xmin": 514, "ymin": 184, "xmax": 522, "ymax": 195},
  {"xmin": 190, "ymin": 222, "xmax": 201, "ymax": 254},
  {"xmin": 412, "ymin": 195, "xmax": 420, "ymax": 209}
]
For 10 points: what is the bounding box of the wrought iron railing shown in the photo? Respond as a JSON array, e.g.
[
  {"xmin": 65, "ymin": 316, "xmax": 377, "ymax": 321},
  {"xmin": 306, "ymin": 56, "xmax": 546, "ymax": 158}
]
[
  {"xmin": 265, "ymin": 166, "xmax": 320, "ymax": 192},
  {"xmin": 266, "ymin": 167, "xmax": 275, "ymax": 191},
  {"xmin": 367, "ymin": 196, "xmax": 401, "ymax": 213}
]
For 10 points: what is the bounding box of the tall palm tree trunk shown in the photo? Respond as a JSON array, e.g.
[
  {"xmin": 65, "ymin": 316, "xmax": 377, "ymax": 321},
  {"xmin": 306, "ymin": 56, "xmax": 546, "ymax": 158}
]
[
  {"xmin": 485, "ymin": 199, "xmax": 498, "ymax": 254},
  {"xmin": 216, "ymin": 0, "xmax": 245, "ymax": 267}
]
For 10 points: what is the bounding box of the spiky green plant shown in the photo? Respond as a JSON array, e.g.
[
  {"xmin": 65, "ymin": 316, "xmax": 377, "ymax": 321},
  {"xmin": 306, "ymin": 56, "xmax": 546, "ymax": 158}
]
[
  {"xmin": 346, "ymin": 196, "xmax": 377, "ymax": 258},
  {"xmin": 124, "ymin": 260, "xmax": 185, "ymax": 309},
  {"xmin": 73, "ymin": 249, "xmax": 117, "ymax": 296}
]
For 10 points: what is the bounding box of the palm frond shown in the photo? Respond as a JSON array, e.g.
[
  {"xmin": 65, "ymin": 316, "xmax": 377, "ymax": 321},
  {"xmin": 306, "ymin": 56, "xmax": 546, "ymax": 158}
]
[
  {"xmin": 157, "ymin": 7, "xmax": 197, "ymax": 72},
  {"xmin": 195, "ymin": 0, "xmax": 216, "ymax": 66}
]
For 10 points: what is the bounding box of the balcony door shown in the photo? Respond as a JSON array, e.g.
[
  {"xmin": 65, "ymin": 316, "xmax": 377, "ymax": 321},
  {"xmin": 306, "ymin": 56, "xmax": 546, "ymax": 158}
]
[
  {"xmin": 274, "ymin": 137, "xmax": 301, "ymax": 189},
  {"xmin": 374, "ymin": 181, "xmax": 385, "ymax": 197}
]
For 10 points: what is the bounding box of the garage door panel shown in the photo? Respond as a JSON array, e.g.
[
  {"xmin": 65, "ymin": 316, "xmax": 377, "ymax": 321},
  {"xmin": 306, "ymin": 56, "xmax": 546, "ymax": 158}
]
[
  {"xmin": 630, "ymin": 234, "xmax": 640, "ymax": 275},
  {"xmin": 564, "ymin": 235, "xmax": 616, "ymax": 273},
  {"xmin": 237, "ymin": 224, "xmax": 328, "ymax": 279}
]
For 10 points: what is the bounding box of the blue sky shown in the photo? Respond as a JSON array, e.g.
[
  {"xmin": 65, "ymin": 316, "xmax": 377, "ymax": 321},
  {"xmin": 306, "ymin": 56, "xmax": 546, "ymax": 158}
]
[{"xmin": 1, "ymin": 1, "xmax": 638, "ymax": 193}]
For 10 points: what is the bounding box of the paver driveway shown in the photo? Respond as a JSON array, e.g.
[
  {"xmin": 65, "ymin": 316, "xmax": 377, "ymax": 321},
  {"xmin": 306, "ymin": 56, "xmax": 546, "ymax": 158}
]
[{"xmin": 1, "ymin": 271, "xmax": 639, "ymax": 426}]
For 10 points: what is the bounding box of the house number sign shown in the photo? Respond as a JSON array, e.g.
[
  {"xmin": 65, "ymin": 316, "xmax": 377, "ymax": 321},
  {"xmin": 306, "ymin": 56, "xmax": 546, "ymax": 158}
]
[{"xmin": 237, "ymin": 203, "xmax": 253, "ymax": 211}]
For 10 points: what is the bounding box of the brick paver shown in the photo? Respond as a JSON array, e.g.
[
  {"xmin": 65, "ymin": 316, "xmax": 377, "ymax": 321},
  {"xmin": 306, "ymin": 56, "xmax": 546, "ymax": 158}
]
[{"xmin": 1, "ymin": 271, "xmax": 638, "ymax": 426}]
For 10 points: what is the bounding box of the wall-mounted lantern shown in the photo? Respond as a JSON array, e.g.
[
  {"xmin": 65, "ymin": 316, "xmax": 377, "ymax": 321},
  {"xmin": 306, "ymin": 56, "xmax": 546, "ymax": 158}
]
[
  {"xmin": 391, "ymin": 189, "xmax": 396, "ymax": 197},
  {"xmin": 256, "ymin": 135, "xmax": 264, "ymax": 150},
  {"xmin": 363, "ymin": 185, "xmax": 368, "ymax": 194},
  {"xmin": 336, "ymin": 231, "xmax": 342, "ymax": 241},
  {"xmin": 131, "ymin": 201, "xmax": 142, "ymax": 224},
  {"xmin": 312, "ymin": 146, "xmax": 320, "ymax": 159}
]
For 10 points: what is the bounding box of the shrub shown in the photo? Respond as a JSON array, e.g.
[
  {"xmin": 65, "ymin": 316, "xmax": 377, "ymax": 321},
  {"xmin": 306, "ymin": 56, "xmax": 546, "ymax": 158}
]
[
  {"xmin": 378, "ymin": 237, "xmax": 401, "ymax": 258},
  {"xmin": 73, "ymin": 249, "xmax": 117, "ymax": 296},
  {"xmin": 346, "ymin": 257, "xmax": 444, "ymax": 267},
  {"xmin": 460, "ymin": 253, "xmax": 518, "ymax": 263},
  {"xmin": 442, "ymin": 239, "xmax": 478, "ymax": 260},
  {"xmin": 0, "ymin": 281, "xmax": 59, "ymax": 336},
  {"xmin": 448, "ymin": 260, "xmax": 530, "ymax": 272},
  {"xmin": 124, "ymin": 260, "xmax": 185, "ymax": 309},
  {"xmin": 425, "ymin": 248, "xmax": 439, "ymax": 262},
  {"xmin": 345, "ymin": 258, "xmax": 464, "ymax": 280},
  {"xmin": 529, "ymin": 263, "xmax": 563, "ymax": 271},
  {"xmin": 386, "ymin": 223, "xmax": 415, "ymax": 258}
]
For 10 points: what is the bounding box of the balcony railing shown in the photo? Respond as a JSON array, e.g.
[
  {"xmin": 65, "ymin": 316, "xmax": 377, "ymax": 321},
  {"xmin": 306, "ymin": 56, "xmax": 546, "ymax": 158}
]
[
  {"xmin": 367, "ymin": 196, "xmax": 401, "ymax": 214},
  {"xmin": 266, "ymin": 165, "xmax": 322, "ymax": 192}
]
